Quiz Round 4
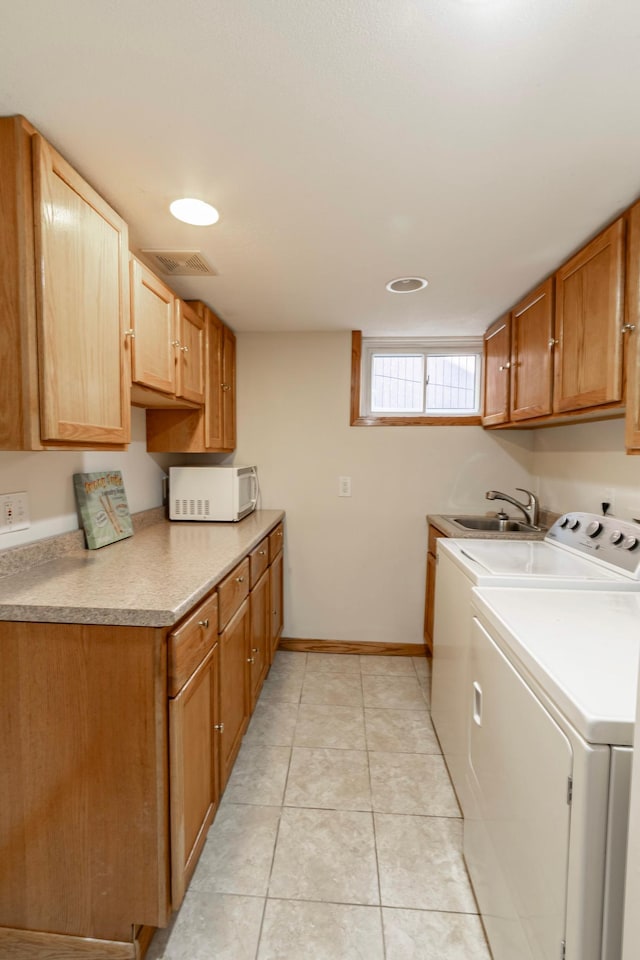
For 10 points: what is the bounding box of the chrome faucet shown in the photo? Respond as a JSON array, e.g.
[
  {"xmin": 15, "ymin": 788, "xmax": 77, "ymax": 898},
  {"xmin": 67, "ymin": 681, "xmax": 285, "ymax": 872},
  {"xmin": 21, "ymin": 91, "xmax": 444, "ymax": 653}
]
[{"xmin": 485, "ymin": 488, "xmax": 540, "ymax": 528}]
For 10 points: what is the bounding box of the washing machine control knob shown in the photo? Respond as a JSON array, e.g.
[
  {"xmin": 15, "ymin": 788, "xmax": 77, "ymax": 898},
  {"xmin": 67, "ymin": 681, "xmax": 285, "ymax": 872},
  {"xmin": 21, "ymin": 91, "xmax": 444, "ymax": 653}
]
[
  {"xmin": 623, "ymin": 535, "xmax": 639, "ymax": 551},
  {"xmin": 610, "ymin": 530, "xmax": 624, "ymax": 545},
  {"xmin": 568, "ymin": 517, "xmax": 581, "ymax": 531},
  {"xmin": 586, "ymin": 520, "xmax": 602, "ymax": 538}
]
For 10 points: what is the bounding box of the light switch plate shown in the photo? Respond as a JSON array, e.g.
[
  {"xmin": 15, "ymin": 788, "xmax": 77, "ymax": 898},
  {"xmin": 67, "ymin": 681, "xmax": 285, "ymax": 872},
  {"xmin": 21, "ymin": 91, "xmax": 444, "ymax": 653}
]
[
  {"xmin": 338, "ymin": 476, "xmax": 352, "ymax": 497},
  {"xmin": 0, "ymin": 491, "xmax": 30, "ymax": 534}
]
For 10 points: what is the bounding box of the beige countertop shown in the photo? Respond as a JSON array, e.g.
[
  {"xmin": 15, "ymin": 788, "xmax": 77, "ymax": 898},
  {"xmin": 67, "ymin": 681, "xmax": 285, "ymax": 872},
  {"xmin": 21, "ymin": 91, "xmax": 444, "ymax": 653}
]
[
  {"xmin": 427, "ymin": 513, "xmax": 553, "ymax": 541},
  {"xmin": 0, "ymin": 510, "xmax": 284, "ymax": 627}
]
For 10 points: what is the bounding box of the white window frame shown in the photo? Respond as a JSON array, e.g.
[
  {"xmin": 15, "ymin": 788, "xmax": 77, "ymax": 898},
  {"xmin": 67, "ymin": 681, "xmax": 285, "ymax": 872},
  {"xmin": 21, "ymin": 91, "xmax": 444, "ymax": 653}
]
[{"xmin": 360, "ymin": 337, "xmax": 483, "ymax": 418}]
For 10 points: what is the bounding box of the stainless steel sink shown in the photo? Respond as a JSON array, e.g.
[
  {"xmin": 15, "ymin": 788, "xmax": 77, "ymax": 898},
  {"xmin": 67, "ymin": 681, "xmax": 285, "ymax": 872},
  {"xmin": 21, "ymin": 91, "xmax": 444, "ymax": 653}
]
[{"xmin": 449, "ymin": 516, "xmax": 538, "ymax": 533}]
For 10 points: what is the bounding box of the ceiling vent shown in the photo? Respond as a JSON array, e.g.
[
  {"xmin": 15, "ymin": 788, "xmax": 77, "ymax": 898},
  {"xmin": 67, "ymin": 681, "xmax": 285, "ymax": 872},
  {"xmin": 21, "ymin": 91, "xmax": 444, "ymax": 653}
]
[{"xmin": 140, "ymin": 249, "xmax": 217, "ymax": 277}]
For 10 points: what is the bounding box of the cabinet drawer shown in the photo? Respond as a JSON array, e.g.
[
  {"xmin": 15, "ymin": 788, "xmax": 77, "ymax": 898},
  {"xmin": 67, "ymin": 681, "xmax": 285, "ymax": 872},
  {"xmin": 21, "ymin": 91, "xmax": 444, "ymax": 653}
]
[
  {"xmin": 428, "ymin": 524, "xmax": 446, "ymax": 556},
  {"xmin": 218, "ymin": 557, "xmax": 250, "ymax": 632},
  {"xmin": 168, "ymin": 591, "xmax": 218, "ymax": 698},
  {"xmin": 249, "ymin": 537, "xmax": 269, "ymax": 588},
  {"xmin": 269, "ymin": 522, "xmax": 284, "ymax": 562}
]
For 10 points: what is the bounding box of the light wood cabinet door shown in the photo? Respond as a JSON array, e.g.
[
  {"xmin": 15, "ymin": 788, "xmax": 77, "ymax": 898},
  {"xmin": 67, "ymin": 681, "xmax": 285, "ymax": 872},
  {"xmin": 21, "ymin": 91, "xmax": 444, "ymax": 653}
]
[
  {"xmin": 169, "ymin": 642, "xmax": 219, "ymax": 910},
  {"xmin": 249, "ymin": 568, "xmax": 270, "ymax": 710},
  {"xmin": 625, "ymin": 201, "xmax": 640, "ymax": 452},
  {"xmin": 554, "ymin": 218, "xmax": 625, "ymax": 413},
  {"xmin": 269, "ymin": 550, "xmax": 284, "ymax": 663},
  {"xmin": 204, "ymin": 307, "xmax": 225, "ymax": 448},
  {"xmin": 130, "ymin": 257, "xmax": 177, "ymax": 395},
  {"xmin": 482, "ymin": 315, "xmax": 511, "ymax": 425},
  {"xmin": 218, "ymin": 598, "xmax": 250, "ymax": 790},
  {"xmin": 221, "ymin": 324, "xmax": 237, "ymax": 450},
  {"xmin": 510, "ymin": 278, "xmax": 554, "ymax": 421},
  {"xmin": 32, "ymin": 133, "xmax": 131, "ymax": 444},
  {"xmin": 177, "ymin": 301, "xmax": 205, "ymax": 404}
]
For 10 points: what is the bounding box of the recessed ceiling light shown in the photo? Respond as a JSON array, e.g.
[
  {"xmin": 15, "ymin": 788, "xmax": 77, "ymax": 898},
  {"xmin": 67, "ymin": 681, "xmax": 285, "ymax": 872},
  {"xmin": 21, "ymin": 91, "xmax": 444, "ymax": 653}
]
[
  {"xmin": 169, "ymin": 197, "xmax": 219, "ymax": 226},
  {"xmin": 385, "ymin": 277, "xmax": 429, "ymax": 294}
]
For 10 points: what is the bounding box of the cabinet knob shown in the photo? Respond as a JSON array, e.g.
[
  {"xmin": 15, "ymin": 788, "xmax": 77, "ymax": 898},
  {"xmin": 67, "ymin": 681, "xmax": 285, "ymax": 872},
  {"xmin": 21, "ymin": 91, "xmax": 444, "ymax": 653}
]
[
  {"xmin": 277, "ymin": 531, "xmax": 283, "ymax": 537},
  {"xmin": 235, "ymin": 575, "xmax": 245, "ymax": 583},
  {"xmin": 247, "ymin": 656, "xmax": 256, "ymax": 664},
  {"xmin": 258, "ymin": 549, "xmax": 266, "ymax": 556},
  {"xmin": 221, "ymin": 383, "xmax": 231, "ymax": 391},
  {"xmin": 171, "ymin": 339, "xmax": 181, "ymax": 347},
  {"xmin": 548, "ymin": 338, "xmax": 559, "ymax": 348},
  {"xmin": 213, "ymin": 722, "xmax": 225, "ymax": 732},
  {"xmin": 180, "ymin": 345, "xmax": 189, "ymax": 353},
  {"xmin": 198, "ymin": 618, "xmax": 209, "ymax": 628},
  {"xmin": 622, "ymin": 323, "xmax": 636, "ymax": 334},
  {"xmin": 124, "ymin": 329, "xmax": 136, "ymax": 339},
  {"xmin": 252, "ymin": 647, "xmax": 259, "ymax": 653}
]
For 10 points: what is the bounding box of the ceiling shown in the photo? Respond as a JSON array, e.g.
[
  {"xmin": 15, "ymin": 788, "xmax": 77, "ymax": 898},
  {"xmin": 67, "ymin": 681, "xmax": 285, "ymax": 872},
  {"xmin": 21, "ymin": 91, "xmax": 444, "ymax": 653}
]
[{"xmin": 1, "ymin": 0, "xmax": 640, "ymax": 337}]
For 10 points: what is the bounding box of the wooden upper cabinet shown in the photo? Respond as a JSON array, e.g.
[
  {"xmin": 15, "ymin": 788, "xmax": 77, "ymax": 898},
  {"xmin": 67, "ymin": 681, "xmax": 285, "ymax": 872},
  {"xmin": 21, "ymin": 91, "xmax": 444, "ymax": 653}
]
[
  {"xmin": 0, "ymin": 119, "xmax": 131, "ymax": 448},
  {"xmin": 510, "ymin": 278, "xmax": 554, "ymax": 421},
  {"xmin": 177, "ymin": 300, "xmax": 205, "ymax": 404},
  {"xmin": 625, "ymin": 201, "xmax": 640, "ymax": 452},
  {"xmin": 145, "ymin": 300, "xmax": 237, "ymax": 452},
  {"xmin": 482, "ymin": 314, "xmax": 511, "ymax": 426},
  {"xmin": 553, "ymin": 218, "xmax": 625, "ymax": 413}
]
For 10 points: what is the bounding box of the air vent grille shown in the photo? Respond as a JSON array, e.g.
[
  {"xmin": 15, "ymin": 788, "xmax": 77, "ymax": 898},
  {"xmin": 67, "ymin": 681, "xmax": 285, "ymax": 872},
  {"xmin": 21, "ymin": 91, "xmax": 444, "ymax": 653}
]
[
  {"xmin": 173, "ymin": 498, "xmax": 211, "ymax": 518},
  {"xmin": 140, "ymin": 249, "xmax": 217, "ymax": 276}
]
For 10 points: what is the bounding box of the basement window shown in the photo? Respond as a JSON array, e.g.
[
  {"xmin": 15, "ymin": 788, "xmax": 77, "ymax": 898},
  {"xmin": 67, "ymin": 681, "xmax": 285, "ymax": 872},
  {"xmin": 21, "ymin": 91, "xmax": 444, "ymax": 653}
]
[{"xmin": 351, "ymin": 332, "xmax": 483, "ymax": 426}]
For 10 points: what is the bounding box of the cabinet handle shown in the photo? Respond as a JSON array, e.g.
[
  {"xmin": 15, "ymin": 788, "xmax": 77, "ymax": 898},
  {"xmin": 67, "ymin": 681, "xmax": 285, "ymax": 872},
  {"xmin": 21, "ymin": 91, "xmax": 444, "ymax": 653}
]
[
  {"xmin": 180, "ymin": 345, "xmax": 189, "ymax": 353},
  {"xmin": 622, "ymin": 323, "xmax": 636, "ymax": 334},
  {"xmin": 124, "ymin": 329, "xmax": 136, "ymax": 339},
  {"xmin": 235, "ymin": 576, "xmax": 245, "ymax": 583},
  {"xmin": 247, "ymin": 656, "xmax": 256, "ymax": 664},
  {"xmin": 258, "ymin": 549, "xmax": 266, "ymax": 556},
  {"xmin": 498, "ymin": 362, "xmax": 511, "ymax": 371},
  {"xmin": 252, "ymin": 647, "xmax": 259, "ymax": 653},
  {"xmin": 548, "ymin": 338, "xmax": 559, "ymax": 348},
  {"xmin": 213, "ymin": 722, "xmax": 225, "ymax": 732},
  {"xmin": 198, "ymin": 618, "xmax": 209, "ymax": 628}
]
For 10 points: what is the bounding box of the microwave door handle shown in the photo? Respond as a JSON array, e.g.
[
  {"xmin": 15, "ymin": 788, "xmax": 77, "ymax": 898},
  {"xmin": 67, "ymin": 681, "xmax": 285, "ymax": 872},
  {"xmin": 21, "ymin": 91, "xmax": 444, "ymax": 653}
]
[{"xmin": 250, "ymin": 472, "xmax": 258, "ymax": 506}]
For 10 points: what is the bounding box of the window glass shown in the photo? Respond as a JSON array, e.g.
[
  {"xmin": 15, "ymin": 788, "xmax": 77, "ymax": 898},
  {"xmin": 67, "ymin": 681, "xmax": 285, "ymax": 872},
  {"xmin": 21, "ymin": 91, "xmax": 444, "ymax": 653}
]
[{"xmin": 371, "ymin": 354, "xmax": 424, "ymax": 412}]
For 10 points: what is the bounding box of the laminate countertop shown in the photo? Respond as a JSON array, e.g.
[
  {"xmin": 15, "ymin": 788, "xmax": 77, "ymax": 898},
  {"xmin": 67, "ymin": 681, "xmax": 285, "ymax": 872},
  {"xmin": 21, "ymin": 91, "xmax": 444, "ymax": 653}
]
[{"xmin": 0, "ymin": 510, "xmax": 284, "ymax": 627}]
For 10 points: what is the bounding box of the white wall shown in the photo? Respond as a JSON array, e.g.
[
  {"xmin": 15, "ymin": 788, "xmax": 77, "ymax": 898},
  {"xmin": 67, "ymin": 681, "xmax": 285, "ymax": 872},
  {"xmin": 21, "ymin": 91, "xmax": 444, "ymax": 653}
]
[
  {"xmin": 0, "ymin": 407, "xmax": 175, "ymax": 549},
  {"xmin": 235, "ymin": 331, "xmax": 536, "ymax": 645},
  {"xmin": 532, "ymin": 418, "xmax": 640, "ymax": 521}
]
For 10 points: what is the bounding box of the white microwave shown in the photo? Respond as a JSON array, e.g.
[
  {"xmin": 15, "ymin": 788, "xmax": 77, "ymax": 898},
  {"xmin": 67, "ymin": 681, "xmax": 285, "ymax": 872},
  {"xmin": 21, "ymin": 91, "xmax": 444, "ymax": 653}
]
[{"xmin": 169, "ymin": 465, "xmax": 258, "ymax": 522}]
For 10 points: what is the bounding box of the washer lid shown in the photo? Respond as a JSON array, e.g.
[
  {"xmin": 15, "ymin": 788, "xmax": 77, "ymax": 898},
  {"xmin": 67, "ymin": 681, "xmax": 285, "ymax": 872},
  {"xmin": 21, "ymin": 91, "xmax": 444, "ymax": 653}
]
[
  {"xmin": 472, "ymin": 586, "xmax": 640, "ymax": 745},
  {"xmin": 440, "ymin": 538, "xmax": 634, "ymax": 585}
]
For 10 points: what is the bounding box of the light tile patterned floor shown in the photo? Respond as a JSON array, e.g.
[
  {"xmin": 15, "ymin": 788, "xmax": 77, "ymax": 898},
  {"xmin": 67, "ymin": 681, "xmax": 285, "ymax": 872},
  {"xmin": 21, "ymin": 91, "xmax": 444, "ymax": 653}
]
[{"xmin": 147, "ymin": 651, "xmax": 492, "ymax": 960}]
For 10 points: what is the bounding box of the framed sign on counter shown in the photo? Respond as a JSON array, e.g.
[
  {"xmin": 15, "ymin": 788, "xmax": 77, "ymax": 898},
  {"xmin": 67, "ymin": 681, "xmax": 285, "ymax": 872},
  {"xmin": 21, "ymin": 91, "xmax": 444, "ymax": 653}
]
[{"xmin": 73, "ymin": 470, "xmax": 134, "ymax": 549}]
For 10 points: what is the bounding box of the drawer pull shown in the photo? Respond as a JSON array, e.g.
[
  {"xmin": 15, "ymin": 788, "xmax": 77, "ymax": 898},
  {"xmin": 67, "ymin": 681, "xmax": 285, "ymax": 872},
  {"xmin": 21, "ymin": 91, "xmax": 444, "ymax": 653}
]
[
  {"xmin": 258, "ymin": 549, "xmax": 266, "ymax": 556},
  {"xmin": 277, "ymin": 531, "xmax": 283, "ymax": 537},
  {"xmin": 247, "ymin": 656, "xmax": 255, "ymax": 664},
  {"xmin": 252, "ymin": 647, "xmax": 259, "ymax": 653},
  {"xmin": 235, "ymin": 576, "xmax": 245, "ymax": 583},
  {"xmin": 198, "ymin": 618, "xmax": 209, "ymax": 628},
  {"xmin": 214, "ymin": 722, "xmax": 225, "ymax": 732}
]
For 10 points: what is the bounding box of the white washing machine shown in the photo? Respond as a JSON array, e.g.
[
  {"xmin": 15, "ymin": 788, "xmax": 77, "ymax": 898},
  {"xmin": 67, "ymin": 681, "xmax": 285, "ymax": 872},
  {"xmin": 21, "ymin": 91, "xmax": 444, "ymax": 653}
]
[
  {"xmin": 468, "ymin": 586, "xmax": 640, "ymax": 960},
  {"xmin": 431, "ymin": 513, "xmax": 640, "ymax": 819}
]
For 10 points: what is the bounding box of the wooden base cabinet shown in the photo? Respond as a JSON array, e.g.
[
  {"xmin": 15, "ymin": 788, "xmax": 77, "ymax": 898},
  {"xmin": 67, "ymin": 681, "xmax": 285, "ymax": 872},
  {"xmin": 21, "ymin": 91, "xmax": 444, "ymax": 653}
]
[
  {"xmin": 218, "ymin": 599, "xmax": 250, "ymax": 790},
  {"xmin": 269, "ymin": 550, "xmax": 284, "ymax": 662},
  {"xmin": 424, "ymin": 524, "xmax": 447, "ymax": 655},
  {"xmin": 167, "ymin": 592, "xmax": 220, "ymax": 911},
  {"xmin": 249, "ymin": 569, "xmax": 271, "ymax": 709}
]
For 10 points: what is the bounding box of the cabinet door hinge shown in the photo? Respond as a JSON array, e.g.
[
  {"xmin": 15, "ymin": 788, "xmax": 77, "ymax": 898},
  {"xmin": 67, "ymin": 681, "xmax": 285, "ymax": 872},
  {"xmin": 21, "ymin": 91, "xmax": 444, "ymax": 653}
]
[{"xmin": 567, "ymin": 776, "xmax": 573, "ymax": 805}]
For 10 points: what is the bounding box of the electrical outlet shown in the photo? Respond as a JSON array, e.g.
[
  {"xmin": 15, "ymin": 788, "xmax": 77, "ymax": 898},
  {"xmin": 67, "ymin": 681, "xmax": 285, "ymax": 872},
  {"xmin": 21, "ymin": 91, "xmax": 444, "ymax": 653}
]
[
  {"xmin": 0, "ymin": 491, "xmax": 30, "ymax": 534},
  {"xmin": 338, "ymin": 476, "xmax": 352, "ymax": 497}
]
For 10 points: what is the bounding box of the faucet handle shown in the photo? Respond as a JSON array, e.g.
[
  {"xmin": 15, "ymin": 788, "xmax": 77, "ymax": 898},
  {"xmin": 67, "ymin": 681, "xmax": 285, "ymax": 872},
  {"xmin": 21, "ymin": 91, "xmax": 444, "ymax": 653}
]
[{"xmin": 515, "ymin": 487, "xmax": 535, "ymax": 503}]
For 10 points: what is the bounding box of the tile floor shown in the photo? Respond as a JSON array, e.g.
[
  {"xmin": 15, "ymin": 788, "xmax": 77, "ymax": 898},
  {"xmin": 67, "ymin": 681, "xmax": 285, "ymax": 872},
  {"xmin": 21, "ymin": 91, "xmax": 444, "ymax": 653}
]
[{"xmin": 147, "ymin": 651, "xmax": 492, "ymax": 960}]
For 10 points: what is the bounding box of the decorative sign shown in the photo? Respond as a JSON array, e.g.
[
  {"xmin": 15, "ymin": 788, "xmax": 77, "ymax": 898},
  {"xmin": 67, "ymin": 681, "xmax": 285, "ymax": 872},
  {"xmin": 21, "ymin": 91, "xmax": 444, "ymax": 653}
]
[{"xmin": 73, "ymin": 471, "xmax": 134, "ymax": 549}]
